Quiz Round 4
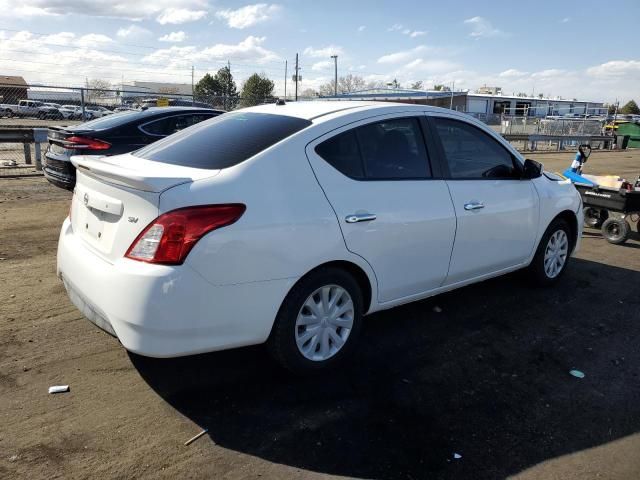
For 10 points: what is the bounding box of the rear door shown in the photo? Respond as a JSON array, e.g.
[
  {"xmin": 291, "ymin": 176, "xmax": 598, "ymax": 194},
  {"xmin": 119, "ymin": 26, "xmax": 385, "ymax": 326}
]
[
  {"xmin": 428, "ymin": 115, "xmax": 539, "ymax": 285},
  {"xmin": 306, "ymin": 113, "xmax": 456, "ymax": 303}
]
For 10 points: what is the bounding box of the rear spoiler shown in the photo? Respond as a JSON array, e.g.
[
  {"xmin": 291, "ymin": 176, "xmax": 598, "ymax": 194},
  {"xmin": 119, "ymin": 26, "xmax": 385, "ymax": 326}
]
[{"xmin": 70, "ymin": 155, "xmax": 192, "ymax": 193}]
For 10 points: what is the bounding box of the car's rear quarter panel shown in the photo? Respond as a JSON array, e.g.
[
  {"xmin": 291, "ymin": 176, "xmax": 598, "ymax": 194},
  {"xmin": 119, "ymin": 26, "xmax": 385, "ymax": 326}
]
[{"xmin": 160, "ymin": 135, "xmax": 375, "ymax": 288}]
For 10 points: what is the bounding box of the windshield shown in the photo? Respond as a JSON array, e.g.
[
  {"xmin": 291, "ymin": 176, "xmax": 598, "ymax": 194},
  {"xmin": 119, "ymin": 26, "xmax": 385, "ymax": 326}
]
[{"xmin": 134, "ymin": 112, "xmax": 312, "ymax": 169}]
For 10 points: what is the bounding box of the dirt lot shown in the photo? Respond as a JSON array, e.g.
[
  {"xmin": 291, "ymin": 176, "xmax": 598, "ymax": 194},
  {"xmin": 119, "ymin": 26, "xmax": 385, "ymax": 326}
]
[{"xmin": 1, "ymin": 151, "xmax": 640, "ymax": 480}]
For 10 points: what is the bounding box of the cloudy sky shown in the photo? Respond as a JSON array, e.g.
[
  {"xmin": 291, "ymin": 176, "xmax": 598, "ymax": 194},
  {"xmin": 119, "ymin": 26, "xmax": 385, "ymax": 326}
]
[{"xmin": 0, "ymin": 0, "xmax": 638, "ymax": 103}]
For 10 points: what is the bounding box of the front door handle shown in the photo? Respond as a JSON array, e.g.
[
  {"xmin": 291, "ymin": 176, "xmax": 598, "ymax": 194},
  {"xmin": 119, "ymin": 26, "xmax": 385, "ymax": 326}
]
[
  {"xmin": 345, "ymin": 213, "xmax": 377, "ymax": 223},
  {"xmin": 464, "ymin": 202, "xmax": 485, "ymax": 211}
]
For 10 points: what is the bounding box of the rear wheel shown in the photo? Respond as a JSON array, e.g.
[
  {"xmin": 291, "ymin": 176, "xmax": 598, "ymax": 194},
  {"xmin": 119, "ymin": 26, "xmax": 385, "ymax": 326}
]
[
  {"xmin": 583, "ymin": 207, "xmax": 608, "ymax": 229},
  {"xmin": 527, "ymin": 218, "xmax": 572, "ymax": 286},
  {"xmin": 601, "ymin": 218, "xmax": 630, "ymax": 245},
  {"xmin": 267, "ymin": 267, "xmax": 363, "ymax": 374}
]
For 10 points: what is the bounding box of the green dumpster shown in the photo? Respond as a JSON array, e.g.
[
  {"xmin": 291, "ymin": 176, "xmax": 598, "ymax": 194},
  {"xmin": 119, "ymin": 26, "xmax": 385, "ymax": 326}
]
[{"xmin": 615, "ymin": 121, "xmax": 640, "ymax": 148}]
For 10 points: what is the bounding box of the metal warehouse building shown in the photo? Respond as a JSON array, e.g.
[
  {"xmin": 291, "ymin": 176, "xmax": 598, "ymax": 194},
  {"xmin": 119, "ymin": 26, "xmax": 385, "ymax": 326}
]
[{"xmin": 321, "ymin": 88, "xmax": 606, "ymax": 118}]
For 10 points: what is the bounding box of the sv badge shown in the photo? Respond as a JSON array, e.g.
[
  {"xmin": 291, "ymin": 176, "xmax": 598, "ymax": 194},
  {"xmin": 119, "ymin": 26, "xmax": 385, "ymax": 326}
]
[{"xmin": 128, "ymin": 217, "xmax": 139, "ymax": 223}]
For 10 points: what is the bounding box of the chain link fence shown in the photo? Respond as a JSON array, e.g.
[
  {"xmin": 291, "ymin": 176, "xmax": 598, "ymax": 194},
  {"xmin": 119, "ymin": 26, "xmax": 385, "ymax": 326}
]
[{"xmin": 0, "ymin": 82, "xmax": 274, "ymax": 177}]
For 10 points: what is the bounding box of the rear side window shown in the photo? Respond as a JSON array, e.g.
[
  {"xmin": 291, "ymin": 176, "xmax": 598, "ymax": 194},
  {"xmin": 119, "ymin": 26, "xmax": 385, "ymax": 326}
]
[
  {"xmin": 140, "ymin": 114, "xmax": 214, "ymax": 136},
  {"xmin": 315, "ymin": 117, "xmax": 431, "ymax": 180},
  {"xmin": 434, "ymin": 118, "xmax": 518, "ymax": 179},
  {"xmin": 315, "ymin": 130, "xmax": 364, "ymax": 179},
  {"xmin": 134, "ymin": 112, "xmax": 312, "ymax": 169}
]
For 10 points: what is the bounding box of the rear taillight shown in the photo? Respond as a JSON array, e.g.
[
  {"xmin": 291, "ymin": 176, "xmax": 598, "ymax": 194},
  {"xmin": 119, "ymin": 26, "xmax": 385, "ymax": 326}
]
[
  {"xmin": 64, "ymin": 136, "xmax": 111, "ymax": 151},
  {"xmin": 125, "ymin": 204, "xmax": 246, "ymax": 265}
]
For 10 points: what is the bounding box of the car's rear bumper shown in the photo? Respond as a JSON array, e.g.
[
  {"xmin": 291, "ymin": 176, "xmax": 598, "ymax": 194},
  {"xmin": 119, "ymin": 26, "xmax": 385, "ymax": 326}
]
[
  {"xmin": 57, "ymin": 218, "xmax": 295, "ymax": 357},
  {"xmin": 43, "ymin": 153, "xmax": 75, "ymax": 191}
]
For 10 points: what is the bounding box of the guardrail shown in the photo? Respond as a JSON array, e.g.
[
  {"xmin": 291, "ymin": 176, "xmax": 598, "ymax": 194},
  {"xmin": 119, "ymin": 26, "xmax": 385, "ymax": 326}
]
[{"xmin": 0, "ymin": 128, "xmax": 48, "ymax": 177}]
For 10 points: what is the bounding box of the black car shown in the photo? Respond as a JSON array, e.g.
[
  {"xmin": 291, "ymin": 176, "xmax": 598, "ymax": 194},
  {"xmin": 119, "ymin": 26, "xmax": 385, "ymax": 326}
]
[{"xmin": 43, "ymin": 107, "xmax": 224, "ymax": 190}]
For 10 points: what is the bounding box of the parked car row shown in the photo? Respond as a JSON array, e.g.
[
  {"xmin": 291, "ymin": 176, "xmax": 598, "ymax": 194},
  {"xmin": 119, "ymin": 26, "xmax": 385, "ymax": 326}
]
[
  {"xmin": 54, "ymin": 101, "xmax": 583, "ymax": 373},
  {"xmin": 0, "ymin": 100, "xmax": 116, "ymax": 120}
]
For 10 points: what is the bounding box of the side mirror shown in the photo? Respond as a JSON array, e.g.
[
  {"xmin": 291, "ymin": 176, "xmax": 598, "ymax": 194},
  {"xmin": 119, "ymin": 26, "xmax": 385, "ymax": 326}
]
[{"xmin": 522, "ymin": 159, "xmax": 543, "ymax": 179}]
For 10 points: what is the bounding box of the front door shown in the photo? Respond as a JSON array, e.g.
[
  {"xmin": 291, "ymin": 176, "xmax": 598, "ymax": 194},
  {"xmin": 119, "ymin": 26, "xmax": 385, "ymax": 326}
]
[
  {"xmin": 430, "ymin": 115, "xmax": 539, "ymax": 285},
  {"xmin": 306, "ymin": 114, "xmax": 456, "ymax": 303}
]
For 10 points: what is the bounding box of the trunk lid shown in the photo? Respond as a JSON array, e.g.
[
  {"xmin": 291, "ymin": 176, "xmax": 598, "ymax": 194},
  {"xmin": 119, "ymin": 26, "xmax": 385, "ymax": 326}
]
[{"xmin": 70, "ymin": 153, "xmax": 219, "ymax": 263}]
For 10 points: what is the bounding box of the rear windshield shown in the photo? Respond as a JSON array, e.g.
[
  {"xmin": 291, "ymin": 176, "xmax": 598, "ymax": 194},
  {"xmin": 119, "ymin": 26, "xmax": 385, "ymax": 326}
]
[
  {"xmin": 133, "ymin": 112, "xmax": 312, "ymax": 169},
  {"xmin": 75, "ymin": 111, "xmax": 139, "ymax": 129}
]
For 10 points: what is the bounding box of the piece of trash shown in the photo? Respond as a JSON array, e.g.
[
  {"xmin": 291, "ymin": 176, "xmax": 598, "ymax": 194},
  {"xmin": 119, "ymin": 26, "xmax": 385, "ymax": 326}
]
[
  {"xmin": 401, "ymin": 378, "xmax": 411, "ymax": 384},
  {"xmin": 433, "ymin": 306, "xmax": 442, "ymax": 313},
  {"xmin": 569, "ymin": 370, "xmax": 585, "ymax": 379},
  {"xmin": 9, "ymin": 294, "xmax": 15, "ymax": 298},
  {"xmin": 184, "ymin": 428, "xmax": 208, "ymax": 446},
  {"xmin": 453, "ymin": 453, "xmax": 462, "ymax": 459},
  {"xmin": 9, "ymin": 454, "xmax": 18, "ymax": 462},
  {"xmin": 48, "ymin": 385, "xmax": 69, "ymax": 394}
]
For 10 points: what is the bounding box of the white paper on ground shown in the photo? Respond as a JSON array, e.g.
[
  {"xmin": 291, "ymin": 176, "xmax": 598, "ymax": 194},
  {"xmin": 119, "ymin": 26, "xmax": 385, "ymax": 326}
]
[{"xmin": 48, "ymin": 385, "xmax": 70, "ymax": 394}]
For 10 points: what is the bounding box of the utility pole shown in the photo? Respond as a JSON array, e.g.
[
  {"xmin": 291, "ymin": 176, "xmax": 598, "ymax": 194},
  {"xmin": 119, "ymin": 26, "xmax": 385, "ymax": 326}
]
[
  {"xmin": 449, "ymin": 81, "xmax": 455, "ymax": 110},
  {"xmin": 191, "ymin": 65, "xmax": 195, "ymax": 106},
  {"xmin": 284, "ymin": 60, "xmax": 287, "ymax": 99},
  {"xmin": 295, "ymin": 53, "xmax": 299, "ymax": 101},
  {"xmin": 331, "ymin": 55, "xmax": 338, "ymax": 96},
  {"xmin": 226, "ymin": 60, "xmax": 231, "ymax": 110}
]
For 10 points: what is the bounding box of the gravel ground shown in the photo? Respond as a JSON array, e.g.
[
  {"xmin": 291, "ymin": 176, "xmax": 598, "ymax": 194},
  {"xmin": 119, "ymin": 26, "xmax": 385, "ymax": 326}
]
[{"xmin": 1, "ymin": 151, "xmax": 639, "ymax": 480}]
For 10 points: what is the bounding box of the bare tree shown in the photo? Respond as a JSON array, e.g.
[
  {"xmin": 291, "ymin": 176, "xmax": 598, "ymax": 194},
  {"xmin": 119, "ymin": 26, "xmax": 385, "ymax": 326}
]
[
  {"xmin": 318, "ymin": 74, "xmax": 367, "ymax": 96},
  {"xmin": 410, "ymin": 80, "xmax": 424, "ymax": 90},
  {"xmin": 339, "ymin": 74, "xmax": 366, "ymax": 93},
  {"xmin": 299, "ymin": 88, "xmax": 318, "ymax": 98},
  {"xmin": 86, "ymin": 78, "xmax": 111, "ymax": 102}
]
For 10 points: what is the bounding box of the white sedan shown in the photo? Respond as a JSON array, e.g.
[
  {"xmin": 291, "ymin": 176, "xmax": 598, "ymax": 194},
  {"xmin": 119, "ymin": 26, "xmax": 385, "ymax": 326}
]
[{"xmin": 57, "ymin": 101, "xmax": 582, "ymax": 372}]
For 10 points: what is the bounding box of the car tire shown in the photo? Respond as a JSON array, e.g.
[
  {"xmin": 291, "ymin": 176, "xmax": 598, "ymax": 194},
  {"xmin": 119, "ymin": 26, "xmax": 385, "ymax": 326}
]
[
  {"xmin": 601, "ymin": 218, "xmax": 630, "ymax": 245},
  {"xmin": 583, "ymin": 207, "xmax": 608, "ymax": 229},
  {"xmin": 267, "ymin": 267, "xmax": 364, "ymax": 374},
  {"xmin": 527, "ymin": 218, "xmax": 572, "ymax": 286}
]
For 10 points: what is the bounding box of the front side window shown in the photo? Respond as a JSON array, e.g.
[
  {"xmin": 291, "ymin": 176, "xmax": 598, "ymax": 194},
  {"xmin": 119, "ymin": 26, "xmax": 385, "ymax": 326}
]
[
  {"xmin": 434, "ymin": 118, "xmax": 519, "ymax": 179},
  {"xmin": 315, "ymin": 117, "xmax": 431, "ymax": 180}
]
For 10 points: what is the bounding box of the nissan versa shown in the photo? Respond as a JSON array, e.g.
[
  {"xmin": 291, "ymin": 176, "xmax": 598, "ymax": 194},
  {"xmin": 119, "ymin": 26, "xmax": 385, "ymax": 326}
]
[{"xmin": 57, "ymin": 101, "xmax": 583, "ymax": 373}]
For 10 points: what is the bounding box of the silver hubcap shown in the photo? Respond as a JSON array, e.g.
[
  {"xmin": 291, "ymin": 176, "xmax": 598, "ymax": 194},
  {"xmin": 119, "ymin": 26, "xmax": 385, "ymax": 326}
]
[
  {"xmin": 544, "ymin": 230, "xmax": 568, "ymax": 278},
  {"xmin": 295, "ymin": 285, "xmax": 354, "ymax": 362}
]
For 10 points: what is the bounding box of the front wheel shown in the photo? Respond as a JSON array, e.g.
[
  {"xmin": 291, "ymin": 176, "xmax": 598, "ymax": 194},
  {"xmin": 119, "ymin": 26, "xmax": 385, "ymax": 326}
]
[
  {"xmin": 267, "ymin": 267, "xmax": 363, "ymax": 374},
  {"xmin": 601, "ymin": 218, "xmax": 630, "ymax": 245},
  {"xmin": 527, "ymin": 218, "xmax": 572, "ymax": 286}
]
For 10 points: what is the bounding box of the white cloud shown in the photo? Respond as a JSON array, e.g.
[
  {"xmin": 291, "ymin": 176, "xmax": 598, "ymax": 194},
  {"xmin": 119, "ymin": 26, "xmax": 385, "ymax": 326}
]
[
  {"xmin": 142, "ymin": 36, "xmax": 279, "ymax": 69},
  {"xmin": 499, "ymin": 69, "xmax": 529, "ymax": 78},
  {"xmin": 403, "ymin": 58, "xmax": 460, "ymax": 74},
  {"xmin": 311, "ymin": 60, "xmax": 332, "ymax": 71},
  {"xmin": 586, "ymin": 60, "xmax": 640, "ymax": 78},
  {"xmin": 464, "ymin": 16, "xmax": 506, "ymax": 38},
  {"xmin": 303, "ymin": 45, "xmax": 344, "ymax": 58},
  {"xmin": 377, "ymin": 45, "xmax": 434, "ymax": 64},
  {"xmin": 75, "ymin": 33, "xmax": 113, "ymax": 48},
  {"xmin": 387, "ymin": 23, "xmax": 426, "ymax": 38},
  {"xmin": 156, "ymin": 7, "xmax": 207, "ymax": 24},
  {"xmin": 159, "ymin": 31, "xmax": 187, "ymax": 42},
  {"xmin": 0, "ymin": 0, "xmax": 210, "ymax": 21},
  {"xmin": 215, "ymin": 3, "xmax": 281, "ymax": 29},
  {"xmin": 531, "ymin": 68, "xmax": 566, "ymax": 78},
  {"xmin": 561, "ymin": 17, "xmax": 570, "ymax": 23},
  {"xmin": 116, "ymin": 24, "xmax": 152, "ymax": 40},
  {"xmin": 358, "ymin": 25, "xmax": 366, "ymax": 32}
]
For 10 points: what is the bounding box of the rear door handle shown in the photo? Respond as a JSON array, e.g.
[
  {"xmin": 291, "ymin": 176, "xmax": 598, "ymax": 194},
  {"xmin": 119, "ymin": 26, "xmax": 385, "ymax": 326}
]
[
  {"xmin": 464, "ymin": 202, "xmax": 485, "ymax": 211},
  {"xmin": 345, "ymin": 213, "xmax": 377, "ymax": 223}
]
